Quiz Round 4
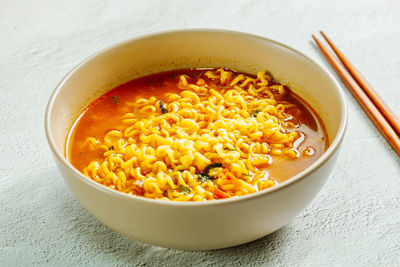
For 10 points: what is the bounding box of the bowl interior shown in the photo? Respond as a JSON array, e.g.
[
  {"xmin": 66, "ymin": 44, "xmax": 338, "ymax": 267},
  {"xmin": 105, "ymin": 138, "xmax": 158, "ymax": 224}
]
[{"xmin": 48, "ymin": 30, "xmax": 345, "ymax": 170}]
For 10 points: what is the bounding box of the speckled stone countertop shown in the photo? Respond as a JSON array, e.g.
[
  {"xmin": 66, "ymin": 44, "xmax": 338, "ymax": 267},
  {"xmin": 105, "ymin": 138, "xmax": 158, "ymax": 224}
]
[{"xmin": 1, "ymin": 0, "xmax": 399, "ymax": 265}]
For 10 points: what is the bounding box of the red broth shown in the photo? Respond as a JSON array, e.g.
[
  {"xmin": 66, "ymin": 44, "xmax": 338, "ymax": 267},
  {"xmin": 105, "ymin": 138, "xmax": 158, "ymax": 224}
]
[{"xmin": 67, "ymin": 68, "xmax": 328, "ymax": 184}]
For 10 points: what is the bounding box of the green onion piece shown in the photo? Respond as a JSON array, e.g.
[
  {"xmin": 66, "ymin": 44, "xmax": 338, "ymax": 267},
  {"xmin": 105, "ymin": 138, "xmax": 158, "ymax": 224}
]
[
  {"xmin": 158, "ymin": 100, "xmax": 168, "ymax": 114},
  {"xmin": 251, "ymin": 109, "xmax": 261, "ymax": 117},
  {"xmin": 178, "ymin": 185, "xmax": 191, "ymax": 194},
  {"xmin": 204, "ymin": 163, "xmax": 223, "ymax": 176},
  {"xmin": 198, "ymin": 173, "xmax": 213, "ymax": 182},
  {"xmin": 197, "ymin": 163, "xmax": 223, "ymax": 182}
]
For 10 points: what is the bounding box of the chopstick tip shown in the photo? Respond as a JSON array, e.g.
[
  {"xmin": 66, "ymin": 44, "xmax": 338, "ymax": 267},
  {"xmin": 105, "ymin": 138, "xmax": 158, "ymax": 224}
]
[{"xmin": 311, "ymin": 34, "xmax": 318, "ymax": 42}]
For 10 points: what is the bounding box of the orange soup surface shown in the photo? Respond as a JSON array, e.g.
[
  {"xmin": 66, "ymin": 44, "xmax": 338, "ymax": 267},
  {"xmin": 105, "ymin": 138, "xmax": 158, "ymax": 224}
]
[{"xmin": 67, "ymin": 68, "xmax": 328, "ymax": 201}]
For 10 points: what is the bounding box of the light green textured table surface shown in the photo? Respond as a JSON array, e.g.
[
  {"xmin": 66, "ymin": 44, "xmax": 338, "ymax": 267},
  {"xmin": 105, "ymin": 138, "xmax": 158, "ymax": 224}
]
[{"xmin": 1, "ymin": 0, "xmax": 400, "ymax": 266}]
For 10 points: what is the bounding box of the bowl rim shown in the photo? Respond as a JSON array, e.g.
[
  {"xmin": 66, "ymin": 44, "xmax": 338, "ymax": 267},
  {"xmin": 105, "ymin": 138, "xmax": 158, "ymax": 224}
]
[{"xmin": 45, "ymin": 28, "xmax": 348, "ymax": 207}]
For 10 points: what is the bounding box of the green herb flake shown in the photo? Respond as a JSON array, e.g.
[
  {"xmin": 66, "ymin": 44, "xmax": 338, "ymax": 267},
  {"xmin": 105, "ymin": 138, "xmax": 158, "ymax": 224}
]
[
  {"xmin": 158, "ymin": 100, "xmax": 168, "ymax": 114},
  {"xmin": 178, "ymin": 185, "xmax": 191, "ymax": 194},
  {"xmin": 204, "ymin": 163, "xmax": 223, "ymax": 176},
  {"xmin": 224, "ymin": 147, "xmax": 236, "ymax": 151},
  {"xmin": 197, "ymin": 163, "xmax": 223, "ymax": 182},
  {"xmin": 198, "ymin": 173, "xmax": 213, "ymax": 182},
  {"xmin": 111, "ymin": 95, "xmax": 120, "ymax": 104},
  {"xmin": 251, "ymin": 109, "xmax": 261, "ymax": 118}
]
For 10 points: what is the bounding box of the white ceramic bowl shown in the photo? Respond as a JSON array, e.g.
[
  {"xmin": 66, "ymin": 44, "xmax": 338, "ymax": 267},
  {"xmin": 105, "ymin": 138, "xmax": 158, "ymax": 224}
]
[{"xmin": 45, "ymin": 29, "xmax": 347, "ymax": 250}]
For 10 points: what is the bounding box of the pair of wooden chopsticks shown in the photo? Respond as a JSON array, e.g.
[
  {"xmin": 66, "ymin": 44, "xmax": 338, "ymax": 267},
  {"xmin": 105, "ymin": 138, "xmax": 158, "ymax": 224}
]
[{"xmin": 312, "ymin": 31, "xmax": 400, "ymax": 156}]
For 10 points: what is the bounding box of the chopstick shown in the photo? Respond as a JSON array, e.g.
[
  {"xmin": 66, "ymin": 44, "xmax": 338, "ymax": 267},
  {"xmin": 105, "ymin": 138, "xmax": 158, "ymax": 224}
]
[
  {"xmin": 312, "ymin": 32, "xmax": 400, "ymax": 156},
  {"xmin": 319, "ymin": 31, "xmax": 400, "ymax": 136}
]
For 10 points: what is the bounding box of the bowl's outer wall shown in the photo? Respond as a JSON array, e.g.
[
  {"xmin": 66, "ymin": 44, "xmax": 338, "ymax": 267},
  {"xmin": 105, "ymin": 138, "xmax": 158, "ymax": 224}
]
[
  {"xmin": 54, "ymin": 146, "xmax": 340, "ymax": 250},
  {"xmin": 47, "ymin": 30, "xmax": 346, "ymax": 250}
]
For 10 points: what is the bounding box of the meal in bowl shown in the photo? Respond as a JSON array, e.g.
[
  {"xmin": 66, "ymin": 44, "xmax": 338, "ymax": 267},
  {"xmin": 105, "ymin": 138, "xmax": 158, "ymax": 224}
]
[{"xmin": 67, "ymin": 68, "xmax": 328, "ymax": 201}]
